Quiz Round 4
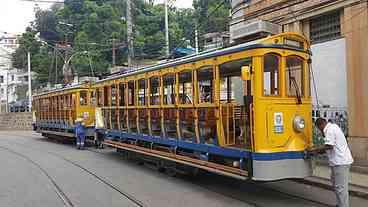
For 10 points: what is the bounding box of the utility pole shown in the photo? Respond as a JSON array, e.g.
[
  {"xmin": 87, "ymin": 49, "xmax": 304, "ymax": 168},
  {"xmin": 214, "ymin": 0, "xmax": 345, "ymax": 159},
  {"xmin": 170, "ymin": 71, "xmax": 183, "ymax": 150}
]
[
  {"xmin": 27, "ymin": 52, "xmax": 32, "ymax": 112},
  {"xmin": 55, "ymin": 49, "xmax": 58, "ymax": 84},
  {"xmin": 112, "ymin": 38, "xmax": 116, "ymax": 66},
  {"xmin": 5, "ymin": 70, "xmax": 9, "ymax": 113},
  {"xmin": 126, "ymin": 0, "xmax": 134, "ymax": 67},
  {"xmin": 195, "ymin": 29, "xmax": 199, "ymax": 54},
  {"xmin": 164, "ymin": 0, "xmax": 170, "ymax": 56}
]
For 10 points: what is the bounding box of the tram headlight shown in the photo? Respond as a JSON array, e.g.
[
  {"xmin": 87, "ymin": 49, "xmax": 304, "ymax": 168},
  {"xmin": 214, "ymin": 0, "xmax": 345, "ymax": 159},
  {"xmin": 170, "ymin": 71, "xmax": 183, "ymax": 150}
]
[{"xmin": 293, "ymin": 116, "xmax": 305, "ymax": 132}]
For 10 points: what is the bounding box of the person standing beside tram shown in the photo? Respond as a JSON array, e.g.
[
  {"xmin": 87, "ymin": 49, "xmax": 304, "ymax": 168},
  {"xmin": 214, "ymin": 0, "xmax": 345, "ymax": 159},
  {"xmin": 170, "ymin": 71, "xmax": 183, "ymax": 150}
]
[
  {"xmin": 75, "ymin": 117, "xmax": 86, "ymax": 150},
  {"xmin": 309, "ymin": 117, "xmax": 354, "ymax": 207}
]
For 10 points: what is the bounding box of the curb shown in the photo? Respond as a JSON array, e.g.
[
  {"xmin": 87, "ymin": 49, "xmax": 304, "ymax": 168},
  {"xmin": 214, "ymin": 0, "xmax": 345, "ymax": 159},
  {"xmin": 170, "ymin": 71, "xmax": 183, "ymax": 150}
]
[
  {"xmin": 315, "ymin": 160, "xmax": 368, "ymax": 174},
  {"xmin": 351, "ymin": 165, "xmax": 368, "ymax": 174},
  {"xmin": 299, "ymin": 176, "xmax": 368, "ymax": 199}
]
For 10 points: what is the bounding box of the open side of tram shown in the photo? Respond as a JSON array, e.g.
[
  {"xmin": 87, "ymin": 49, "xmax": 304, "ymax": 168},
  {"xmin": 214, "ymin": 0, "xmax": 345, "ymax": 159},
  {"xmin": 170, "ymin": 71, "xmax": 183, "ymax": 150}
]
[{"xmin": 90, "ymin": 32, "xmax": 313, "ymax": 181}]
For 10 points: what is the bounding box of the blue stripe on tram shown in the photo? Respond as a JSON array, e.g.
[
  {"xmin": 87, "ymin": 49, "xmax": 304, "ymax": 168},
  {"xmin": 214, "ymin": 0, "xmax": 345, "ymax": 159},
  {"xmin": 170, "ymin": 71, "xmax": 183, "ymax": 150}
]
[
  {"xmin": 36, "ymin": 125, "xmax": 305, "ymax": 161},
  {"xmin": 104, "ymin": 130, "xmax": 305, "ymax": 161}
]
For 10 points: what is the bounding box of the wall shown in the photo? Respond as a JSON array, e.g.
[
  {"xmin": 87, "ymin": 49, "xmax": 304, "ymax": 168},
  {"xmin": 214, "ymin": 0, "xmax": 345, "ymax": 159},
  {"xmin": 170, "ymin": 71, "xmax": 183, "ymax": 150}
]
[
  {"xmin": 343, "ymin": 2, "xmax": 368, "ymax": 160},
  {"xmin": 0, "ymin": 112, "xmax": 32, "ymax": 130},
  {"xmin": 310, "ymin": 38, "xmax": 348, "ymax": 108}
]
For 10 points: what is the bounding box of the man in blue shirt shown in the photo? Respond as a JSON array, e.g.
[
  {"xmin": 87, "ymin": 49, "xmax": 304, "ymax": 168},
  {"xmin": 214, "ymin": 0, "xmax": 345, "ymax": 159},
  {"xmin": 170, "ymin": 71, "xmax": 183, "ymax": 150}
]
[{"xmin": 75, "ymin": 118, "xmax": 86, "ymax": 150}]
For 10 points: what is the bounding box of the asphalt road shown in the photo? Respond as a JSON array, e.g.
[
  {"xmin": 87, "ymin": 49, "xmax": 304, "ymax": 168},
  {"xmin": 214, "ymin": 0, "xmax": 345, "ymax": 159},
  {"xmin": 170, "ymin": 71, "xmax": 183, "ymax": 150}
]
[{"xmin": 0, "ymin": 131, "xmax": 366, "ymax": 207}]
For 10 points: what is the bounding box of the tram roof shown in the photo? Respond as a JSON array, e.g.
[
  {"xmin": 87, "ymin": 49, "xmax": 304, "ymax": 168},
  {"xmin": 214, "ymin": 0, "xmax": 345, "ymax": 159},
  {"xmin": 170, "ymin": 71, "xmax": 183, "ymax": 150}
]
[
  {"xmin": 33, "ymin": 33, "xmax": 309, "ymax": 97},
  {"xmin": 96, "ymin": 32, "xmax": 309, "ymax": 83},
  {"xmin": 33, "ymin": 83, "xmax": 89, "ymax": 98}
]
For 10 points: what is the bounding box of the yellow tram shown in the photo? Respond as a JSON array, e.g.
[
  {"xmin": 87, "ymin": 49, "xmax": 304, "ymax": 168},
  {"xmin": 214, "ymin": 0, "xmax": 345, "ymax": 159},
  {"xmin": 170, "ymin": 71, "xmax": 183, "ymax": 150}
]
[
  {"xmin": 33, "ymin": 83, "xmax": 96, "ymax": 138},
  {"xmin": 33, "ymin": 32, "xmax": 313, "ymax": 181}
]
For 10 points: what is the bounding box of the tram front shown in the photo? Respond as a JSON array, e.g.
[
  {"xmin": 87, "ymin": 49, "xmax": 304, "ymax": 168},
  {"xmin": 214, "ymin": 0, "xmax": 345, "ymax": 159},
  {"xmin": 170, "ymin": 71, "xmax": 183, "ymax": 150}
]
[{"xmin": 248, "ymin": 34, "xmax": 313, "ymax": 181}]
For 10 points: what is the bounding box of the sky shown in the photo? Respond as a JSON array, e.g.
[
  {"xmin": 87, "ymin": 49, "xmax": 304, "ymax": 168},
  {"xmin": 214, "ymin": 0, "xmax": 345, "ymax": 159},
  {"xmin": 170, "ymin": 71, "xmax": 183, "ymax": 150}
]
[{"xmin": 0, "ymin": 0, "xmax": 193, "ymax": 35}]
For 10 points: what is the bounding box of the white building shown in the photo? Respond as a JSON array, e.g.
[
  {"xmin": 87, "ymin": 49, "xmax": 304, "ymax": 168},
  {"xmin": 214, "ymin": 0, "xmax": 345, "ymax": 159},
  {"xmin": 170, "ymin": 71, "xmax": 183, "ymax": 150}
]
[
  {"xmin": 0, "ymin": 34, "xmax": 29, "ymax": 113},
  {"xmin": 0, "ymin": 33, "xmax": 20, "ymax": 50}
]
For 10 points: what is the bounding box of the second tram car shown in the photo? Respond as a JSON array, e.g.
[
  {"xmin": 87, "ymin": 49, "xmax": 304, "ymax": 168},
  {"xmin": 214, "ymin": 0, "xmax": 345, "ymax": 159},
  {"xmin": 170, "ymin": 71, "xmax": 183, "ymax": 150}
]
[
  {"xmin": 33, "ymin": 32, "xmax": 313, "ymax": 181},
  {"xmin": 33, "ymin": 83, "xmax": 96, "ymax": 139}
]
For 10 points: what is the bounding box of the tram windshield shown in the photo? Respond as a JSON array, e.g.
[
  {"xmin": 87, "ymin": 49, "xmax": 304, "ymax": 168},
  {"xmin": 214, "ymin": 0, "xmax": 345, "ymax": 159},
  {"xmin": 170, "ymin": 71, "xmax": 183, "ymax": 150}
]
[{"xmin": 285, "ymin": 56, "xmax": 304, "ymax": 98}]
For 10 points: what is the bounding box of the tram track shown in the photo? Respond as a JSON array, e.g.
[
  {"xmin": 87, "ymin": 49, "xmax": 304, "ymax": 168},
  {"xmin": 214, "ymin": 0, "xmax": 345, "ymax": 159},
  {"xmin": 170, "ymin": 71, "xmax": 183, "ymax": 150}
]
[
  {"xmin": 0, "ymin": 146, "xmax": 74, "ymax": 207},
  {"xmin": 0, "ymin": 136, "xmax": 147, "ymax": 207},
  {"xmin": 183, "ymin": 173, "xmax": 333, "ymax": 207},
  {"xmin": 2, "ymin": 133, "xmax": 333, "ymax": 207}
]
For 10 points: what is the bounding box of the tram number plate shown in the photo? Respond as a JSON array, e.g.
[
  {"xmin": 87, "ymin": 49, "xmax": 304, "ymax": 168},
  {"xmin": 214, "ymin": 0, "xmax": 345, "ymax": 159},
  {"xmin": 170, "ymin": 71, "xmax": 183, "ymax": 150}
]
[{"xmin": 274, "ymin": 112, "xmax": 284, "ymax": 134}]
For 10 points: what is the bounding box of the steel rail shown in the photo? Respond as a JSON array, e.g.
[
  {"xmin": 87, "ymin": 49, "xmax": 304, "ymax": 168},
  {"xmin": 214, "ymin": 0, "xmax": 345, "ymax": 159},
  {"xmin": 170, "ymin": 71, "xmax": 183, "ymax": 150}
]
[
  {"xmin": 0, "ymin": 137, "xmax": 147, "ymax": 207},
  {"xmin": 2, "ymin": 133, "xmax": 333, "ymax": 207},
  {"xmin": 0, "ymin": 145, "xmax": 74, "ymax": 207}
]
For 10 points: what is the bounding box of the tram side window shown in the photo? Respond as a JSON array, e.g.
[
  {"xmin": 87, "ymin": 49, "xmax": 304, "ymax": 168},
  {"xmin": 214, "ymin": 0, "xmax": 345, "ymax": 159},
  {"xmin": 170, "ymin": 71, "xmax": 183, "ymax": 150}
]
[
  {"xmin": 97, "ymin": 89, "xmax": 103, "ymax": 106},
  {"xmin": 179, "ymin": 71, "xmax": 193, "ymax": 104},
  {"xmin": 263, "ymin": 54, "xmax": 280, "ymax": 96},
  {"xmin": 163, "ymin": 74, "xmax": 176, "ymax": 105},
  {"xmin": 91, "ymin": 90, "xmax": 97, "ymax": 106},
  {"xmin": 111, "ymin": 85, "xmax": 117, "ymax": 106},
  {"xmin": 138, "ymin": 79, "xmax": 146, "ymax": 106},
  {"xmin": 197, "ymin": 66, "xmax": 214, "ymax": 103},
  {"xmin": 119, "ymin": 83, "xmax": 126, "ymax": 106},
  {"xmin": 104, "ymin": 86, "xmax": 109, "ymax": 106},
  {"xmin": 150, "ymin": 77, "xmax": 161, "ymax": 105},
  {"xmin": 80, "ymin": 91, "xmax": 87, "ymax": 106},
  {"xmin": 220, "ymin": 59, "xmax": 251, "ymax": 104},
  {"xmin": 286, "ymin": 56, "xmax": 304, "ymax": 97},
  {"xmin": 128, "ymin": 81, "xmax": 135, "ymax": 106}
]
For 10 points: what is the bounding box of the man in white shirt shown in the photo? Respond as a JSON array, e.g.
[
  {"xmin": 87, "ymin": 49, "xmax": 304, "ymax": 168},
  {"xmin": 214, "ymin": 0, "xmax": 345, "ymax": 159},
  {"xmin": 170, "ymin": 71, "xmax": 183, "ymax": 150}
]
[{"xmin": 310, "ymin": 118, "xmax": 354, "ymax": 207}]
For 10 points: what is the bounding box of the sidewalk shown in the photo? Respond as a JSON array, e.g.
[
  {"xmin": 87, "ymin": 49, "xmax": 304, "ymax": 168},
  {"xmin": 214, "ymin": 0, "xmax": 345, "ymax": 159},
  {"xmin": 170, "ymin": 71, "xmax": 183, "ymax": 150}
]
[{"xmin": 303, "ymin": 163, "xmax": 368, "ymax": 198}]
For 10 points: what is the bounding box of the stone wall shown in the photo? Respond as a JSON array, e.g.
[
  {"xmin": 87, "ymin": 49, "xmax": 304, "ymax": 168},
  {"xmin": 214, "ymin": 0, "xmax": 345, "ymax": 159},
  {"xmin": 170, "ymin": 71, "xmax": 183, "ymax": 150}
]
[{"xmin": 0, "ymin": 112, "xmax": 32, "ymax": 130}]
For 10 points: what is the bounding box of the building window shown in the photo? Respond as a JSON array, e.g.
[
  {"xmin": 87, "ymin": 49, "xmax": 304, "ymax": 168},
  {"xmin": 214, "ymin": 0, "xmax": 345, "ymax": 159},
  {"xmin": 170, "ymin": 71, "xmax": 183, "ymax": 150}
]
[
  {"xmin": 11, "ymin": 75, "xmax": 14, "ymax": 81},
  {"xmin": 310, "ymin": 10, "xmax": 341, "ymax": 43},
  {"xmin": 0, "ymin": 76, "xmax": 3, "ymax": 83}
]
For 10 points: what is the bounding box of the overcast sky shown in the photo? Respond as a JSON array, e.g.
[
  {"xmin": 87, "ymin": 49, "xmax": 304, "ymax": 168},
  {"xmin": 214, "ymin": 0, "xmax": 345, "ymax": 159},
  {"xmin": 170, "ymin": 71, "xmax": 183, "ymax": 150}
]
[{"xmin": 0, "ymin": 0, "xmax": 193, "ymax": 35}]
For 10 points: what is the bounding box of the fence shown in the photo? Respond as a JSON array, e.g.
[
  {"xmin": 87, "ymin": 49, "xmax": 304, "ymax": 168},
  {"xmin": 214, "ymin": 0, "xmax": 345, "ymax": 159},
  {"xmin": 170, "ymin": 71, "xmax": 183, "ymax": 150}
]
[{"xmin": 312, "ymin": 107, "xmax": 349, "ymax": 146}]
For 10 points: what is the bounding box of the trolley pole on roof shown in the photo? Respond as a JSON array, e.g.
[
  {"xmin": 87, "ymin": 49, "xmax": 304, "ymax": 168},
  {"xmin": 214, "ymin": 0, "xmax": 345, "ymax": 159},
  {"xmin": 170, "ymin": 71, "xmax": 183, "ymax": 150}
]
[
  {"xmin": 164, "ymin": 0, "xmax": 170, "ymax": 56},
  {"xmin": 126, "ymin": 0, "xmax": 134, "ymax": 67}
]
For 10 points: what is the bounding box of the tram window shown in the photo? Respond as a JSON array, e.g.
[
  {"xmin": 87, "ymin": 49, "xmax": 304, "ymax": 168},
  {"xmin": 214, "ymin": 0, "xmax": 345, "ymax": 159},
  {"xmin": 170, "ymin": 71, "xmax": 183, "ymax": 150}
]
[
  {"xmin": 163, "ymin": 74, "xmax": 176, "ymax": 105},
  {"xmin": 103, "ymin": 86, "xmax": 109, "ymax": 106},
  {"xmin": 263, "ymin": 54, "xmax": 280, "ymax": 96},
  {"xmin": 179, "ymin": 71, "xmax": 193, "ymax": 104},
  {"xmin": 128, "ymin": 81, "xmax": 135, "ymax": 106},
  {"xmin": 97, "ymin": 89, "xmax": 103, "ymax": 106},
  {"xmin": 72, "ymin": 94, "xmax": 76, "ymax": 107},
  {"xmin": 220, "ymin": 59, "xmax": 251, "ymax": 104},
  {"xmin": 150, "ymin": 77, "xmax": 161, "ymax": 105},
  {"xmin": 91, "ymin": 90, "xmax": 97, "ymax": 106},
  {"xmin": 80, "ymin": 91, "xmax": 87, "ymax": 106},
  {"xmin": 111, "ymin": 85, "xmax": 117, "ymax": 106},
  {"xmin": 220, "ymin": 59, "xmax": 252, "ymax": 148},
  {"xmin": 138, "ymin": 79, "xmax": 147, "ymax": 106},
  {"xmin": 119, "ymin": 83, "xmax": 126, "ymax": 106},
  {"xmin": 286, "ymin": 56, "xmax": 304, "ymax": 97},
  {"xmin": 197, "ymin": 66, "xmax": 214, "ymax": 103}
]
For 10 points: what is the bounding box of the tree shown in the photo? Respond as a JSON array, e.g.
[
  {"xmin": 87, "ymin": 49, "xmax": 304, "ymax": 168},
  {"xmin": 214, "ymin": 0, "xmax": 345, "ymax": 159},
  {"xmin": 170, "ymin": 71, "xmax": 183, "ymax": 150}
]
[{"xmin": 12, "ymin": 0, "xmax": 230, "ymax": 87}]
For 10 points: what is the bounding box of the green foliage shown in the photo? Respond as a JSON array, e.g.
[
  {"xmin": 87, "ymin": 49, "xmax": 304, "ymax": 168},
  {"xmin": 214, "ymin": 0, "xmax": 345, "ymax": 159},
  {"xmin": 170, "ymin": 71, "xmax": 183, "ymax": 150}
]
[{"xmin": 12, "ymin": 0, "xmax": 230, "ymax": 87}]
